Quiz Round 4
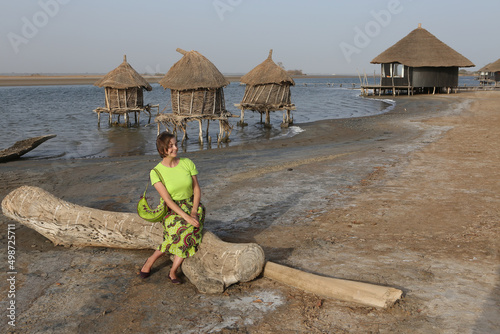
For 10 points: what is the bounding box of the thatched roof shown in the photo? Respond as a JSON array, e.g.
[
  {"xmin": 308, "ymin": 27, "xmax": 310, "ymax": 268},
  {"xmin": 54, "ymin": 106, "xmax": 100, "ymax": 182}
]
[
  {"xmin": 159, "ymin": 49, "xmax": 229, "ymax": 91},
  {"xmin": 480, "ymin": 58, "xmax": 500, "ymax": 72},
  {"xmin": 94, "ymin": 55, "xmax": 152, "ymax": 91},
  {"xmin": 371, "ymin": 24, "xmax": 474, "ymax": 68},
  {"xmin": 240, "ymin": 50, "xmax": 295, "ymax": 86}
]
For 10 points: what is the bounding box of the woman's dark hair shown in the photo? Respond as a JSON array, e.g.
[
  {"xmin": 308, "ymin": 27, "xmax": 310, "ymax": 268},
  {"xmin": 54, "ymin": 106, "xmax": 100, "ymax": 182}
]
[{"xmin": 156, "ymin": 131, "xmax": 175, "ymax": 158}]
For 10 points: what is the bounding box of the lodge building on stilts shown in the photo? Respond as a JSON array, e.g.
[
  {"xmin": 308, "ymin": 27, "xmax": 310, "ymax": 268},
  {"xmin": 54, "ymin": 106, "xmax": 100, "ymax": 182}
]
[
  {"xmin": 361, "ymin": 24, "xmax": 475, "ymax": 96},
  {"xmin": 478, "ymin": 58, "xmax": 500, "ymax": 86}
]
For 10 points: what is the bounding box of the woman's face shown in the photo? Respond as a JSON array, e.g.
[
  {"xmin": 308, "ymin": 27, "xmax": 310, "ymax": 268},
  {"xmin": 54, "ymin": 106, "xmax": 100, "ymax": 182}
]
[{"xmin": 165, "ymin": 137, "xmax": 178, "ymax": 157}]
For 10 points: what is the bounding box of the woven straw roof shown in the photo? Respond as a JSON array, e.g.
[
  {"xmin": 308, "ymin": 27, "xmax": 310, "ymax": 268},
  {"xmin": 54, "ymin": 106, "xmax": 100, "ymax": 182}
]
[
  {"xmin": 240, "ymin": 50, "xmax": 295, "ymax": 86},
  {"xmin": 480, "ymin": 58, "xmax": 500, "ymax": 72},
  {"xmin": 94, "ymin": 55, "xmax": 152, "ymax": 91},
  {"xmin": 159, "ymin": 49, "xmax": 229, "ymax": 91},
  {"xmin": 371, "ymin": 24, "xmax": 474, "ymax": 68}
]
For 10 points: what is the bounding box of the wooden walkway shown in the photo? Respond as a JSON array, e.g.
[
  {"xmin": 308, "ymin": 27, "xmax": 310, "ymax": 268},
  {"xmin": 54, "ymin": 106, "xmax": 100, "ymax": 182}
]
[
  {"xmin": 360, "ymin": 84, "xmax": 500, "ymax": 96},
  {"xmin": 360, "ymin": 85, "xmax": 414, "ymax": 96}
]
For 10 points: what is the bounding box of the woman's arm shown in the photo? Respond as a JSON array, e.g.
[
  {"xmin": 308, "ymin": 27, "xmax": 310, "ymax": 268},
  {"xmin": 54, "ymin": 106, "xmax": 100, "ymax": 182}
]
[
  {"xmin": 153, "ymin": 182, "xmax": 200, "ymax": 228},
  {"xmin": 190, "ymin": 175, "xmax": 201, "ymax": 218}
]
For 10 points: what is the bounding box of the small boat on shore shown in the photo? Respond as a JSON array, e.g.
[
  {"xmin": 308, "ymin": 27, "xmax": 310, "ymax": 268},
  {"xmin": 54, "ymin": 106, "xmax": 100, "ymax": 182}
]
[{"xmin": 0, "ymin": 134, "xmax": 56, "ymax": 163}]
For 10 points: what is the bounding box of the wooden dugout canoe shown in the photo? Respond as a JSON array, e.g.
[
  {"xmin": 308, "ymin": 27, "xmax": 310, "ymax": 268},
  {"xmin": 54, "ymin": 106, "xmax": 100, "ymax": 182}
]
[{"xmin": 0, "ymin": 134, "xmax": 56, "ymax": 163}]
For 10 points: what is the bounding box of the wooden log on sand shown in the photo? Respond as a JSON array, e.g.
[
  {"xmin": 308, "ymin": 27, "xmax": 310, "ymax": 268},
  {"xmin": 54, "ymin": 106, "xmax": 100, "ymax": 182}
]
[
  {"xmin": 1, "ymin": 186, "xmax": 265, "ymax": 293},
  {"xmin": 0, "ymin": 134, "xmax": 56, "ymax": 163},
  {"xmin": 263, "ymin": 262, "xmax": 403, "ymax": 309},
  {"xmin": 2, "ymin": 186, "xmax": 403, "ymax": 307}
]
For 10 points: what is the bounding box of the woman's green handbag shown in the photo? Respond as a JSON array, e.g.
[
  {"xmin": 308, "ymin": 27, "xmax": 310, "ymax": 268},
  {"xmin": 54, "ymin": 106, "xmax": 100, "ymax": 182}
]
[{"xmin": 137, "ymin": 168, "xmax": 168, "ymax": 222}]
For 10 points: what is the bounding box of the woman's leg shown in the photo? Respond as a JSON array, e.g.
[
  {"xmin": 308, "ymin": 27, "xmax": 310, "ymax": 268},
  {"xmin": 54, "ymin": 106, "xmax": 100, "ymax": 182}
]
[
  {"xmin": 141, "ymin": 250, "xmax": 164, "ymax": 273},
  {"xmin": 169, "ymin": 255, "xmax": 184, "ymax": 280}
]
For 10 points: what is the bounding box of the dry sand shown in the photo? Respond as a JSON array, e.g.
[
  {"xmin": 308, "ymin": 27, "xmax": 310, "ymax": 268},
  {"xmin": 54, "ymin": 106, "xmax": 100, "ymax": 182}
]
[
  {"xmin": 0, "ymin": 74, "xmax": 352, "ymax": 86},
  {"xmin": 1, "ymin": 91, "xmax": 499, "ymax": 333}
]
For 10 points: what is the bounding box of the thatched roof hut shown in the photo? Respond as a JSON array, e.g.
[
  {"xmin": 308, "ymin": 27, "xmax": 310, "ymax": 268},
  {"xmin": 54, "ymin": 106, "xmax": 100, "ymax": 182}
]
[
  {"xmin": 481, "ymin": 59, "xmax": 500, "ymax": 73},
  {"xmin": 236, "ymin": 50, "xmax": 296, "ymax": 127},
  {"xmin": 479, "ymin": 59, "xmax": 500, "ymax": 85},
  {"xmin": 240, "ymin": 49, "xmax": 295, "ymax": 87},
  {"xmin": 95, "ymin": 55, "xmax": 152, "ymax": 90},
  {"xmin": 156, "ymin": 49, "xmax": 232, "ymax": 146},
  {"xmin": 95, "ymin": 55, "xmax": 152, "ymax": 109},
  {"xmin": 159, "ymin": 48, "xmax": 229, "ymax": 116},
  {"xmin": 369, "ymin": 24, "xmax": 474, "ymax": 94},
  {"xmin": 94, "ymin": 55, "xmax": 154, "ymax": 126}
]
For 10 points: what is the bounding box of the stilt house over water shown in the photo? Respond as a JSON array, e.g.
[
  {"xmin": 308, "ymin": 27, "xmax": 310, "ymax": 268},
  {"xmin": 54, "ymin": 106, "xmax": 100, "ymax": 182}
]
[
  {"xmin": 236, "ymin": 49, "xmax": 296, "ymax": 127},
  {"xmin": 157, "ymin": 48, "xmax": 232, "ymax": 144},
  {"xmin": 94, "ymin": 55, "xmax": 155, "ymax": 126},
  {"xmin": 478, "ymin": 59, "xmax": 500, "ymax": 86},
  {"xmin": 363, "ymin": 24, "xmax": 475, "ymax": 96}
]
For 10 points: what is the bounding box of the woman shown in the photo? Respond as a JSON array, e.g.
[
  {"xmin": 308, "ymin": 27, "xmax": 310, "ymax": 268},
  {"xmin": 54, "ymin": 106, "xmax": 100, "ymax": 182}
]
[{"xmin": 139, "ymin": 131, "xmax": 205, "ymax": 284}]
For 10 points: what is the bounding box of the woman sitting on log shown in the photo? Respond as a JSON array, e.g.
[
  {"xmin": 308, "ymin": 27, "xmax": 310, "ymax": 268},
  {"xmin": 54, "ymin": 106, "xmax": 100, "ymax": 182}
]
[{"xmin": 139, "ymin": 131, "xmax": 205, "ymax": 284}]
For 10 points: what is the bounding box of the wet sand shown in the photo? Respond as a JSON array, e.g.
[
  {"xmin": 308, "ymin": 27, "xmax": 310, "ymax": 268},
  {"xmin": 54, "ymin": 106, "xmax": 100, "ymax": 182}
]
[{"xmin": 1, "ymin": 91, "xmax": 499, "ymax": 333}]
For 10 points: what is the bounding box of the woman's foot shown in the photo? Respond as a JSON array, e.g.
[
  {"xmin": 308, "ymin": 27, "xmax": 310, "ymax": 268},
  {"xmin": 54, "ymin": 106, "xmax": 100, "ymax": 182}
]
[
  {"xmin": 168, "ymin": 274, "xmax": 181, "ymax": 284},
  {"xmin": 139, "ymin": 259, "xmax": 153, "ymax": 279}
]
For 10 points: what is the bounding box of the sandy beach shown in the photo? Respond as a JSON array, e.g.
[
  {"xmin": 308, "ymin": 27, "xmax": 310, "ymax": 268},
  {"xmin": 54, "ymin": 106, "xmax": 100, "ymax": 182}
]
[
  {"xmin": 1, "ymin": 91, "xmax": 499, "ymax": 333},
  {"xmin": 0, "ymin": 74, "xmax": 356, "ymax": 87}
]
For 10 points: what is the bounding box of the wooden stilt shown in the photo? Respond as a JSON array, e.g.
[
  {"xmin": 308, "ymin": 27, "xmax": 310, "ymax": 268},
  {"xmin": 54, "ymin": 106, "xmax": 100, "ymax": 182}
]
[
  {"xmin": 240, "ymin": 109, "xmax": 245, "ymax": 124},
  {"xmin": 218, "ymin": 121, "xmax": 223, "ymax": 144},
  {"xmin": 181, "ymin": 128, "xmax": 187, "ymax": 144}
]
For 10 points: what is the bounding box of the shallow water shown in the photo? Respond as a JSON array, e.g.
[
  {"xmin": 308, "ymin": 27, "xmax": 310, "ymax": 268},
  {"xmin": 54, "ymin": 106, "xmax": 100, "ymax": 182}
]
[{"xmin": 0, "ymin": 76, "xmax": 477, "ymax": 160}]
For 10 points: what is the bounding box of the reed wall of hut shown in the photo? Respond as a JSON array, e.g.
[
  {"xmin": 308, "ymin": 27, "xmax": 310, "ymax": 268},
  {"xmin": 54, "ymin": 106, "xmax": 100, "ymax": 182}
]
[
  {"xmin": 104, "ymin": 87, "xmax": 144, "ymax": 109},
  {"xmin": 170, "ymin": 88, "xmax": 226, "ymax": 116},
  {"xmin": 241, "ymin": 83, "xmax": 292, "ymax": 108}
]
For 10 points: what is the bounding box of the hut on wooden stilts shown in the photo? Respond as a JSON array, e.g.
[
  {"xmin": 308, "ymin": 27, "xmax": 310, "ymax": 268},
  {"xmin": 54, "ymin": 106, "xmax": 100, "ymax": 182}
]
[
  {"xmin": 157, "ymin": 49, "xmax": 232, "ymax": 146},
  {"xmin": 93, "ymin": 55, "xmax": 157, "ymax": 127},
  {"xmin": 362, "ymin": 24, "xmax": 474, "ymax": 96},
  {"xmin": 478, "ymin": 59, "xmax": 500, "ymax": 86},
  {"xmin": 235, "ymin": 50, "xmax": 296, "ymax": 128}
]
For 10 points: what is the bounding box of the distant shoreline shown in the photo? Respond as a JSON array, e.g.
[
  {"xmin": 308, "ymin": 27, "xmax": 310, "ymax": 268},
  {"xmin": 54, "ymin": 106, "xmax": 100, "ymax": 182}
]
[{"xmin": 0, "ymin": 74, "xmax": 357, "ymax": 87}]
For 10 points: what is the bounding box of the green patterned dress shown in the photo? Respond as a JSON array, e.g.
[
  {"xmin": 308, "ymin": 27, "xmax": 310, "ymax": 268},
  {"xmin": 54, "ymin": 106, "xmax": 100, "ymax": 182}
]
[{"xmin": 150, "ymin": 158, "xmax": 205, "ymax": 258}]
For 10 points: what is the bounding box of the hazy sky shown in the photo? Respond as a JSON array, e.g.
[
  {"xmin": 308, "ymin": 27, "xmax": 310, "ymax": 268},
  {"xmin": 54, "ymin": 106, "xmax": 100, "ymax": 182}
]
[{"xmin": 1, "ymin": 0, "xmax": 499, "ymax": 75}]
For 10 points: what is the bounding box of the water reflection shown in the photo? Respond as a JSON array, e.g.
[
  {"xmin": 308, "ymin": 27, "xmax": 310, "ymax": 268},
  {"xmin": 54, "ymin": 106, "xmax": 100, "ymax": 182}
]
[{"xmin": 102, "ymin": 127, "xmax": 149, "ymax": 157}]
